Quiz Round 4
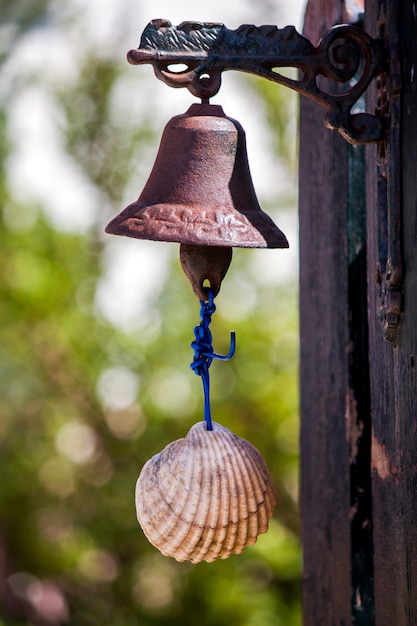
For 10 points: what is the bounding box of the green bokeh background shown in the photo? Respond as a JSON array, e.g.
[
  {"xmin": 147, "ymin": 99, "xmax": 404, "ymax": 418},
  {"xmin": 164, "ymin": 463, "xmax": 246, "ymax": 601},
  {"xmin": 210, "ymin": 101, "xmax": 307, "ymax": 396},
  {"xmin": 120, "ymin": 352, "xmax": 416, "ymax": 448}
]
[{"xmin": 0, "ymin": 2, "xmax": 301, "ymax": 624}]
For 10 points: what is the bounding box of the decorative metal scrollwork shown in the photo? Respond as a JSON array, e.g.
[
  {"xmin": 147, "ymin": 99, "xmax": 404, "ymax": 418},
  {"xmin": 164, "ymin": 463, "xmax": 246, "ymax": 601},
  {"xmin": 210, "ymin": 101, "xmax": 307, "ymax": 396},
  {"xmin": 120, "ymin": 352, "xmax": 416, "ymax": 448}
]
[{"xmin": 128, "ymin": 19, "xmax": 385, "ymax": 145}]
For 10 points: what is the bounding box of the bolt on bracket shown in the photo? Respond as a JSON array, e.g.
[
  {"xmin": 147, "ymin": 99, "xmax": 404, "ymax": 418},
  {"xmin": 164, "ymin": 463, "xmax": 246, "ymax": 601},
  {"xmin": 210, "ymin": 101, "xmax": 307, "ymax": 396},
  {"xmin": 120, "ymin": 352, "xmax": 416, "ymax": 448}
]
[{"xmin": 128, "ymin": 19, "xmax": 386, "ymax": 145}]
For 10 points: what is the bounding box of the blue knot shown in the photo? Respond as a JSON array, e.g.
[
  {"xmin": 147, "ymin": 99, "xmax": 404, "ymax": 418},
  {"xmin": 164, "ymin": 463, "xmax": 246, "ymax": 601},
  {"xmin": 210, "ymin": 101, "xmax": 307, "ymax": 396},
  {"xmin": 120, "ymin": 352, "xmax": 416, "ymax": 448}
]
[{"xmin": 190, "ymin": 289, "xmax": 235, "ymax": 431}]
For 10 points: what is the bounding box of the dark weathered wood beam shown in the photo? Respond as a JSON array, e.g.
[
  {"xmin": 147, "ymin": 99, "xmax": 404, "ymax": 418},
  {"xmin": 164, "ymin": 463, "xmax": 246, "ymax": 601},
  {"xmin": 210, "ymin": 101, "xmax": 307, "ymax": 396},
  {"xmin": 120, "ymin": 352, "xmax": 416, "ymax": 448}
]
[
  {"xmin": 300, "ymin": 1, "xmax": 375, "ymax": 624},
  {"xmin": 366, "ymin": 1, "xmax": 417, "ymax": 624},
  {"xmin": 299, "ymin": 1, "xmax": 352, "ymax": 624}
]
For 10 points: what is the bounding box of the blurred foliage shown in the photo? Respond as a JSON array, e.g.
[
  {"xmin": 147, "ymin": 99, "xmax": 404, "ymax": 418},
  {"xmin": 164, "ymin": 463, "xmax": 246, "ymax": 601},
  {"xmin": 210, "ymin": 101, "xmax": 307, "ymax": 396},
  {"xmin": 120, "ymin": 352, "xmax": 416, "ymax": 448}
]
[
  {"xmin": 0, "ymin": 0, "xmax": 50, "ymax": 63},
  {"xmin": 245, "ymin": 73, "xmax": 298, "ymax": 170},
  {"xmin": 0, "ymin": 2, "xmax": 300, "ymax": 625}
]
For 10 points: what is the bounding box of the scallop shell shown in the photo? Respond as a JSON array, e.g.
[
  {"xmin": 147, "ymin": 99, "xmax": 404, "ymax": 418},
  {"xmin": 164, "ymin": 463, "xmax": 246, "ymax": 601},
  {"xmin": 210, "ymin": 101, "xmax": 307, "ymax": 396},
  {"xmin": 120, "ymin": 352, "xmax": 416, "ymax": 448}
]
[{"xmin": 135, "ymin": 421, "xmax": 275, "ymax": 564}]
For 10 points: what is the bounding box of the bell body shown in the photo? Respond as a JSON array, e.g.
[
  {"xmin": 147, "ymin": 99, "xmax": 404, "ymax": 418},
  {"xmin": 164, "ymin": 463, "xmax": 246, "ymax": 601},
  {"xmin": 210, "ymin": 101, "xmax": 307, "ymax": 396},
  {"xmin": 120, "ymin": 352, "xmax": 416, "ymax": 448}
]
[{"xmin": 106, "ymin": 103, "xmax": 288, "ymax": 249}]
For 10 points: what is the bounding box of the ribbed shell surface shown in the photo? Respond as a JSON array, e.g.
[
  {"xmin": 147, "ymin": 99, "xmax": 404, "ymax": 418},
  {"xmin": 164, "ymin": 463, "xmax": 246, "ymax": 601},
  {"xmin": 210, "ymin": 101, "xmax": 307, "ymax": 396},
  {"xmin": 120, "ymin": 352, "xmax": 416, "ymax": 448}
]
[{"xmin": 135, "ymin": 421, "xmax": 275, "ymax": 563}]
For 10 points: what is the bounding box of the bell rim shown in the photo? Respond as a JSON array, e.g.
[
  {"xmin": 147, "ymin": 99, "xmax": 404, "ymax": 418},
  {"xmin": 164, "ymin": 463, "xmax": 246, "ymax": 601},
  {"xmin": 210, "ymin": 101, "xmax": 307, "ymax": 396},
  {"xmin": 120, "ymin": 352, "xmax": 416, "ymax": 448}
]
[{"xmin": 105, "ymin": 202, "xmax": 289, "ymax": 249}]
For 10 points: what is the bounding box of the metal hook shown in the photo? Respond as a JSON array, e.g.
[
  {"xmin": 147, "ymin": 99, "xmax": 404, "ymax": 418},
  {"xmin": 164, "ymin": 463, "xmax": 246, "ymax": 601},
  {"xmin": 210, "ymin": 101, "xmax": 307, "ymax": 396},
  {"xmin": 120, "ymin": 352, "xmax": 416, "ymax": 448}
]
[{"xmin": 207, "ymin": 331, "xmax": 236, "ymax": 361}]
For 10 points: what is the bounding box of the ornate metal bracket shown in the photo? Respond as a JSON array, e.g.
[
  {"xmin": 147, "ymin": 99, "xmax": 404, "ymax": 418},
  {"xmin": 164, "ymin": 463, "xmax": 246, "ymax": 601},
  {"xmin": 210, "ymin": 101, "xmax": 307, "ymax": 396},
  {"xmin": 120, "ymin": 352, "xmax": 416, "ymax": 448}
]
[
  {"xmin": 125, "ymin": 17, "xmax": 401, "ymax": 343},
  {"xmin": 128, "ymin": 19, "xmax": 386, "ymax": 145}
]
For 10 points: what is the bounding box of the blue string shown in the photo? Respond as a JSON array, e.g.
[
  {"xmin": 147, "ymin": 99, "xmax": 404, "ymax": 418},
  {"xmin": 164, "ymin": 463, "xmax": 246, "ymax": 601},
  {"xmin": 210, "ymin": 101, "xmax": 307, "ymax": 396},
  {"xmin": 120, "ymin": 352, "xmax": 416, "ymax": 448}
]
[{"xmin": 190, "ymin": 289, "xmax": 236, "ymax": 431}]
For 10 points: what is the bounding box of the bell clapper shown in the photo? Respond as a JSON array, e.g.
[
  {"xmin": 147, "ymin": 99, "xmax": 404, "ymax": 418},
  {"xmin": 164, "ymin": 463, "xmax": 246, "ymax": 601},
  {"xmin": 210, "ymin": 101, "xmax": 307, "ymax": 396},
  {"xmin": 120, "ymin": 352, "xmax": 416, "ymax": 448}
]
[{"xmin": 180, "ymin": 244, "xmax": 232, "ymax": 300}]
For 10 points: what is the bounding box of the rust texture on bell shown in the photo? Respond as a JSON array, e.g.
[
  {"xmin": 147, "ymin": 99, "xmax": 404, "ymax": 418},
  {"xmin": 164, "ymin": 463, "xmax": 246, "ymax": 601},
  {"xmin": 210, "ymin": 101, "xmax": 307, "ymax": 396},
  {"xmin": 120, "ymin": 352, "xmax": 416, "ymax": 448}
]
[
  {"xmin": 105, "ymin": 103, "xmax": 288, "ymax": 249},
  {"xmin": 135, "ymin": 421, "xmax": 276, "ymax": 564}
]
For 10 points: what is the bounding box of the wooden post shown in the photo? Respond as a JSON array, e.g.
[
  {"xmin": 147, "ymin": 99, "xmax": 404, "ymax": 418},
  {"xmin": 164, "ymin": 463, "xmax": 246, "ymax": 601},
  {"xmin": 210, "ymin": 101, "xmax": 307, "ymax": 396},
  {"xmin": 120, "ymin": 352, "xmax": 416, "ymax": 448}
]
[
  {"xmin": 300, "ymin": 0, "xmax": 417, "ymax": 624},
  {"xmin": 299, "ymin": 1, "xmax": 352, "ymax": 624},
  {"xmin": 365, "ymin": 1, "xmax": 417, "ymax": 624}
]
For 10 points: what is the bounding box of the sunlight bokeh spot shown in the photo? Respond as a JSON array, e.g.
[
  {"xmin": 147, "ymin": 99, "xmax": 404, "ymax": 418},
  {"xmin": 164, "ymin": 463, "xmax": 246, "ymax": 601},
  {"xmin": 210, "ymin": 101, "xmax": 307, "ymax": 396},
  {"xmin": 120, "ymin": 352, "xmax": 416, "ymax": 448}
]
[
  {"xmin": 38, "ymin": 457, "xmax": 76, "ymax": 497},
  {"xmin": 149, "ymin": 368, "xmax": 197, "ymax": 417},
  {"xmin": 96, "ymin": 366, "xmax": 140, "ymax": 411},
  {"xmin": 78, "ymin": 548, "xmax": 119, "ymax": 583},
  {"xmin": 55, "ymin": 421, "xmax": 97, "ymax": 464},
  {"xmin": 132, "ymin": 558, "xmax": 177, "ymax": 611},
  {"xmin": 104, "ymin": 405, "xmax": 147, "ymax": 440}
]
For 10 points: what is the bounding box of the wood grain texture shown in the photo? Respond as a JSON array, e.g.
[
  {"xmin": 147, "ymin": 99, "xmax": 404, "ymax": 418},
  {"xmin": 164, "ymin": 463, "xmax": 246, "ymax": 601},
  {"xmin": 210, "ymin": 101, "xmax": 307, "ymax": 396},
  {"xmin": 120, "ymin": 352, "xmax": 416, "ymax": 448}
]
[
  {"xmin": 365, "ymin": 2, "xmax": 417, "ymax": 624},
  {"xmin": 299, "ymin": 1, "xmax": 352, "ymax": 624},
  {"xmin": 301, "ymin": 0, "xmax": 417, "ymax": 623}
]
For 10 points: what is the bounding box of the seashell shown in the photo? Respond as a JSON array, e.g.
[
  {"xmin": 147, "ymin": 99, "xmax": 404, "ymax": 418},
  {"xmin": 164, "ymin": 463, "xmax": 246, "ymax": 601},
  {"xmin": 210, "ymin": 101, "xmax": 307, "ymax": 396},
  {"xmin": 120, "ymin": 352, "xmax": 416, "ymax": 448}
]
[{"xmin": 135, "ymin": 421, "xmax": 275, "ymax": 564}]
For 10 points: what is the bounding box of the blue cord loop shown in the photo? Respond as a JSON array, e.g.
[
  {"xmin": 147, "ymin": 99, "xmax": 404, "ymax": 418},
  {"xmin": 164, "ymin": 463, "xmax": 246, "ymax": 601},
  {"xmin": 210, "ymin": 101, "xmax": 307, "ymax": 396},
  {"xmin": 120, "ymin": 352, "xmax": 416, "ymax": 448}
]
[{"xmin": 190, "ymin": 289, "xmax": 235, "ymax": 431}]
